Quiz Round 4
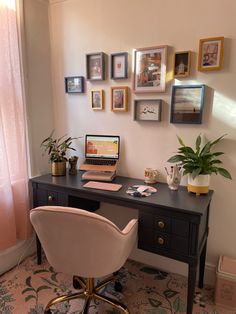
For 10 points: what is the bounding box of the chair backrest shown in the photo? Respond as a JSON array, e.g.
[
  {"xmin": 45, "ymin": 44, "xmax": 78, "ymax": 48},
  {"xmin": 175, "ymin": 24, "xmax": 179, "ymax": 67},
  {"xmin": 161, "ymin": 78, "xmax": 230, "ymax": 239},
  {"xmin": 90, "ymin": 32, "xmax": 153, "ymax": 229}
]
[{"xmin": 30, "ymin": 206, "xmax": 138, "ymax": 278}]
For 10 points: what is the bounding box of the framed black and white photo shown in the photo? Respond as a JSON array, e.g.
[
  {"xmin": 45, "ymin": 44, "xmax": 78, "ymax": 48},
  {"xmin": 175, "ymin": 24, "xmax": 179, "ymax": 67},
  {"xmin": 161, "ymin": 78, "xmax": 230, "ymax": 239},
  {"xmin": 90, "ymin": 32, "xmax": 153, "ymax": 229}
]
[
  {"xmin": 170, "ymin": 85, "xmax": 205, "ymax": 124},
  {"xmin": 86, "ymin": 52, "xmax": 106, "ymax": 80},
  {"xmin": 65, "ymin": 76, "xmax": 84, "ymax": 93},
  {"xmin": 174, "ymin": 51, "xmax": 191, "ymax": 78},
  {"xmin": 111, "ymin": 52, "xmax": 128, "ymax": 79},
  {"xmin": 134, "ymin": 99, "xmax": 162, "ymax": 121}
]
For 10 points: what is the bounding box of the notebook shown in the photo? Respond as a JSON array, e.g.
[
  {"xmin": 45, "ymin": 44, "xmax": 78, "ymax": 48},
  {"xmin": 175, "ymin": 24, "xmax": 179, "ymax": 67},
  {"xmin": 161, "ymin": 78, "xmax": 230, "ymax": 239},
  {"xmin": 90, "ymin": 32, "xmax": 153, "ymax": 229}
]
[
  {"xmin": 83, "ymin": 181, "xmax": 122, "ymax": 191},
  {"xmin": 79, "ymin": 135, "xmax": 120, "ymax": 172}
]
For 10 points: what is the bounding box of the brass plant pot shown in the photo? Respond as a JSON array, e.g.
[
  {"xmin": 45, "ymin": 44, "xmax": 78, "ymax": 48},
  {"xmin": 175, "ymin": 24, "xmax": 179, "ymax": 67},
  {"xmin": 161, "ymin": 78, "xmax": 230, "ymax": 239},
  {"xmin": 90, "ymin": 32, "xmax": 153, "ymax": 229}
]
[{"xmin": 51, "ymin": 161, "xmax": 66, "ymax": 176}]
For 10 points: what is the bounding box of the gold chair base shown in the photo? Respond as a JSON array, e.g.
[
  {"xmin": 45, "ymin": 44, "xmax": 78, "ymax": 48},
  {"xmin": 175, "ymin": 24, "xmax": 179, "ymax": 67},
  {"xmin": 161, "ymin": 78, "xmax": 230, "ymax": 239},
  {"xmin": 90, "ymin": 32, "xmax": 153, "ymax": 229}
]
[{"xmin": 44, "ymin": 276, "xmax": 129, "ymax": 314}]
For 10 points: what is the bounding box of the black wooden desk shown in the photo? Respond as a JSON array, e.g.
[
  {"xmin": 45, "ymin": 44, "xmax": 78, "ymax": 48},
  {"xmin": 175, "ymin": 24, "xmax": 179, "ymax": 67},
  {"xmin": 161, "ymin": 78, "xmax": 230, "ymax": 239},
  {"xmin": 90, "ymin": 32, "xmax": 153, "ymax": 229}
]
[{"xmin": 31, "ymin": 172, "xmax": 213, "ymax": 314}]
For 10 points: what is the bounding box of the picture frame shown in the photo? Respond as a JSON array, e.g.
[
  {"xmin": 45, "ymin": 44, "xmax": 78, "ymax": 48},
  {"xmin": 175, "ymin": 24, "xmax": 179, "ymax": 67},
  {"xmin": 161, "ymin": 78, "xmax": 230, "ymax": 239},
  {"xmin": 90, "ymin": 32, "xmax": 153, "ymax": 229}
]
[
  {"xmin": 86, "ymin": 52, "xmax": 106, "ymax": 80},
  {"xmin": 133, "ymin": 45, "xmax": 168, "ymax": 93},
  {"xmin": 174, "ymin": 51, "xmax": 191, "ymax": 78},
  {"xmin": 198, "ymin": 37, "xmax": 224, "ymax": 71},
  {"xmin": 134, "ymin": 99, "xmax": 162, "ymax": 121},
  {"xmin": 170, "ymin": 84, "xmax": 205, "ymax": 124},
  {"xmin": 111, "ymin": 86, "xmax": 128, "ymax": 112},
  {"xmin": 111, "ymin": 52, "xmax": 128, "ymax": 79},
  {"xmin": 90, "ymin": 90, "xmax": 104, "ymax": 110},
  {"xmin": 65, "ymin": 76, "xmax": 84, "ymax": 93}
]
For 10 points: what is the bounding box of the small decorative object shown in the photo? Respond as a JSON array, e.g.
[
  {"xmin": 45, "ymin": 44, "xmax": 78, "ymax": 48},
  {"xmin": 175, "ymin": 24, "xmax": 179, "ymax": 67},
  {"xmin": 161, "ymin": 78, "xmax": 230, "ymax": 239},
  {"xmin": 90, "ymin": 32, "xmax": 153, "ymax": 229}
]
[
  {"xmin": 91, "ymin": 90, "xmax": 104, "ymax": 110},
  {"xmin": 167, "ymin": 134, "xmax": 232, "ymax": 195},
  {"xmin": 69, "ymin": 156, "xmax": 78, "ymax": 175},
  {"xmin": 134, "ymin": 99, "xmax": 162, "ymax": 121},
  {"xmin": 126, "ymin": 185, "xmax": 157, "ymax": 197},
  {"xmin": 144, "ymin": 168, "xmax": 158, "ymax": 184},
  {"xmin": 86, "ymin": 52, "xmax": 106, "ymax": 80},
  {"xmin": 133, "ymin": 45, "xmax": 168, "ymax": 93},
  {"xmin": 41, "ymin": 131, "xmax": 78, "ymax": 176},
  {"xmin": 174, "ymin": 51, "xmax": 191, "ymax": 78},
  {"xmin": 111, "ymin": 52, "xmax": 128, "ymax": 79},
  {"xmin": 65, "ymin": 76, "xmax": 84, "ymax": 93},
  {"xmin": 111, "ymin": 86, "xmax": 128, "ymax": 112},
  {"xmin": 198, "ymin": 37, "xmax": 224, "ymax": 71},
  {"xmin": 170, "ymin": 84, "xmax": 205, "ymax": 124},
  {"xmin": 165, "ymin": 165, "xmax": 181, "ymax": 190}
]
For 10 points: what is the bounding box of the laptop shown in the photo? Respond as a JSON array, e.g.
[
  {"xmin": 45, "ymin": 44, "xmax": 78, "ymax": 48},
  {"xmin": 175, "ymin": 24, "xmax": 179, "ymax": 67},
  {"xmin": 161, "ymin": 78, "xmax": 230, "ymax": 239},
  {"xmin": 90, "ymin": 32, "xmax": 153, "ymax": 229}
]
[{"xmin": 79, "ymin": 135, "xmax": 120, "ymax": 172}]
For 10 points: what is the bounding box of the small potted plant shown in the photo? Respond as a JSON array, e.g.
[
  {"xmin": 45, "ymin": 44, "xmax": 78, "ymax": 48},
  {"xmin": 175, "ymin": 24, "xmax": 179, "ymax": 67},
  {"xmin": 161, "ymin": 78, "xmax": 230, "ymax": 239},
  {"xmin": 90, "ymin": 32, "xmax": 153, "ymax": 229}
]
[
  {"xmin": 41, "ymin": 132, "xmax": 78, "ymax": 176},
  {"xmin": 167, "ymin": 134, "xmax": 232, "ymax": 195}
]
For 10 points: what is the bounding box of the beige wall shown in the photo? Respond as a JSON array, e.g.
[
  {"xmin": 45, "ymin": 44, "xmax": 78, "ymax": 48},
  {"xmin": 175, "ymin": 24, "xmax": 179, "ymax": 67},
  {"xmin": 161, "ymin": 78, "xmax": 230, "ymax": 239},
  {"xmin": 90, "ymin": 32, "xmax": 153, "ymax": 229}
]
[{"xmin": 27, "ymin": 0, "xmax": 236, "ymax": 281}]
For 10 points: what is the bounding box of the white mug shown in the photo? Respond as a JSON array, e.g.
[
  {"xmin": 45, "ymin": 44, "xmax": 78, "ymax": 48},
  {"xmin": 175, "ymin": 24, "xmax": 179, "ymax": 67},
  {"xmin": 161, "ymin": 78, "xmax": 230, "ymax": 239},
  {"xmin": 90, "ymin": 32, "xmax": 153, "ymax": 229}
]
[{"xmin": 144, "ymin": 168, "xmax": 158, "ymax": 184}]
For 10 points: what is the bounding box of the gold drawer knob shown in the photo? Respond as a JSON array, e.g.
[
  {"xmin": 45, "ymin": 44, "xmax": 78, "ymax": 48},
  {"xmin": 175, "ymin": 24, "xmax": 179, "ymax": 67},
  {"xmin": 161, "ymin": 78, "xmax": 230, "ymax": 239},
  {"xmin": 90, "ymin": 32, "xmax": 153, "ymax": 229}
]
[
  {"xmin": 158, "ymin": 237, "xmax": 164, "ymax": 245},
  {"xmin": 158, "ymin": 221, "xmax": 165, "ymax": 229},
  {"xmin": 48, "ymin": 195, "xmax": 53, "ymax": 202}
]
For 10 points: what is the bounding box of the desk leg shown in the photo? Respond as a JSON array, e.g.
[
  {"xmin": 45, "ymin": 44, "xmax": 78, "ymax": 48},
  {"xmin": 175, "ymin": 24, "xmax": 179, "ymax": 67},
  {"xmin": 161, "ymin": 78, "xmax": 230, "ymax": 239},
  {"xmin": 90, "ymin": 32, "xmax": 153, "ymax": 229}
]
[
  {"xmin": 198, "ymin": 241, "xmax": 207, "ymax": 288},
  {"xmin": 187, "ymin": 263, "xmax": 197, "ymax": 314},
  {"xmin": 36, "ymin": 235, "xmax": 42, "ymax": 265}
]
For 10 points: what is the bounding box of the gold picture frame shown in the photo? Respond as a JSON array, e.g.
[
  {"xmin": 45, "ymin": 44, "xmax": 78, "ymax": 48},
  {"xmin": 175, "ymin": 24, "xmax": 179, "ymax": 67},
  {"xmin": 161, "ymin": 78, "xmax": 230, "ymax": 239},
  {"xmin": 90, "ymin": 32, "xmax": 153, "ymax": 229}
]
[
  {"xmin": 174, "ymin": 51, "xmax": 191, "ymax": 78},
  {"xmin": 111, "ymin": 86, "xmax": 128, "ymax": 112},
  {"xmin": 90, "ymin": 90, "xmax": 104, "ymax": 110},
  {"xmin": 198, "ymin": 37, "xmax": 224, "ymax": 71}
]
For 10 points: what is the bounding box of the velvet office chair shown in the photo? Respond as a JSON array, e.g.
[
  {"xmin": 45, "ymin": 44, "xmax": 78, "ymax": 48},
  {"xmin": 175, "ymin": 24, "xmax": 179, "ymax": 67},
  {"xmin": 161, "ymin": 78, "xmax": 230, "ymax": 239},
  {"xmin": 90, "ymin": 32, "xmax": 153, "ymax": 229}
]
[{"xmin": 30, "ymin": 206, "xmax": 138, "ymax": 314}]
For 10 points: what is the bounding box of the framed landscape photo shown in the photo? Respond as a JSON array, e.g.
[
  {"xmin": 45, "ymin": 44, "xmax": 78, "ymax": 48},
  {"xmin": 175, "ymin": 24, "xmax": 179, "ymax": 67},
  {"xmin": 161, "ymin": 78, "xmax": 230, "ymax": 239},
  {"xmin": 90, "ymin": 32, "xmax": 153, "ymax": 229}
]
[
  {"xmin": 133, "ymin": 45, "xmax": 168, "ymax": 93},
  {"xmin": 134, "ymin": 99, "xmax": 162, "ymax": 121},
  {"xmin": 111, "ymin": 86, "xmax": 128, "ymax": 112},
  {"xmin": 65, "ymin": 76, "xmax": 84, "ymax": 93},
  {"xmin": 111, "ymin": 52, "xmax": 128, "ymax": 79},
  {"xmin": 86, "ymin": 52, "xmax": 106, "ymax": 80},
  {"xmin": 170, "ymin": 85, "xmax": 205, "ymax": 124},
  {"xmin": 174, "ymin": 51, "xmax": 191, "ymax": 78},
  {"xmin": 198, "ymin": 37, "xmax": 224, "ymax": 71},
  {"xmin": 91, "ymin": 90, "xmax": 104, "ymax": 110}
]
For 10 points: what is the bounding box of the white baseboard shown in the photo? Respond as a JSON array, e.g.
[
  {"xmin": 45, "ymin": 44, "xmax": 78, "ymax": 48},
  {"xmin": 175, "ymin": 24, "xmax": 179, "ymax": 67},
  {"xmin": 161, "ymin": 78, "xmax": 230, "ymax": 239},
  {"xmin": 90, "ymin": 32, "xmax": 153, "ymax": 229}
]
[{"xmin": 0, "ymin": 236, "xmax": 35, "ymax": 275}]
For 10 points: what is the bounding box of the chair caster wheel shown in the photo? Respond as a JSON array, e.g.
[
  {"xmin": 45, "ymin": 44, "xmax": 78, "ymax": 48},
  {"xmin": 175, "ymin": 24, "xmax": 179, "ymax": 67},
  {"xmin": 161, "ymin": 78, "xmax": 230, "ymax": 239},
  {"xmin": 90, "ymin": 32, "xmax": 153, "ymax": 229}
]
[
  {"xmin": 73, "ymin": 276, "xmax": 82, "ymax": 289},
  {"xmin": 44, "ymin": 310, "xmax": 52, "ymax": 314},
  {"xmin": 114, "ymin": 281, "xmax": 123, "ymax": 292}
]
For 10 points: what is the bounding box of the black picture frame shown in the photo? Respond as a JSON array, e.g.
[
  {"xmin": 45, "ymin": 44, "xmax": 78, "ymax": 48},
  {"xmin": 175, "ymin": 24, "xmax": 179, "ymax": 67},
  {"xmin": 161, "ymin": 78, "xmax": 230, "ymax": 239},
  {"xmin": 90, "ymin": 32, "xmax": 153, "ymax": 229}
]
[
  {"xmin": 170, "ymin": 84, "xmax": 205, "ymax": 124},
  {"xmin": 86, "ymin": 52, "xmax": 106, "ymax": 81},
  {"xmin": 111, "ymin": 52, "xmax": 128, "ymax": 79},
  {"xmin": 65, "ymin": 76, "xmax": 84, "ymax": 93},
  {"xmin": 134, "ymin": 99, "xmax": 162, "ymax": 121}
]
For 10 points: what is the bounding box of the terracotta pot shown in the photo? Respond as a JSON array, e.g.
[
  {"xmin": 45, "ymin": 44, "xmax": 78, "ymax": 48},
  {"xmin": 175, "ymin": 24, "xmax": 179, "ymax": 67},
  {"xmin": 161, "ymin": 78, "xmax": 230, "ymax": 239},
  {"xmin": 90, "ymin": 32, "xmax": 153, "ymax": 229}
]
[
  {"xmin": 51, "ymin": 161, "xmax": 66, "ymax": 176},
  {"xmin": 187, "ymin": 174, "xmax": 210, "ymax": 195}
]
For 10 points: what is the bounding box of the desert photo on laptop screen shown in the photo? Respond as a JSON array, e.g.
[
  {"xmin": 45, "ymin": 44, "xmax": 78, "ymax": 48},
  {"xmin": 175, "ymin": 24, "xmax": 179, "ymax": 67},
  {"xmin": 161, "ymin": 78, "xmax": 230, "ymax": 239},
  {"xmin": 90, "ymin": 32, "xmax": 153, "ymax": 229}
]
[{"xmin": 86, "ymin": 135, "xmax": 119, "ymax": 159}]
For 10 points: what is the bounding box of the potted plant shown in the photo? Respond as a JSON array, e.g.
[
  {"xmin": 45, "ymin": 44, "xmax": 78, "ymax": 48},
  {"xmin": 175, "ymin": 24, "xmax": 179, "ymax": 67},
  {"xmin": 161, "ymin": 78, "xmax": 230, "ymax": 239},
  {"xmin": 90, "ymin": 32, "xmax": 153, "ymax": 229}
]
[
  {"xmin": 167, "ymin": 134, "xmax": 232, "ymax": 195},
  {"xmin": 41, "ymin": 132, "xmax": 78, "ymax": 176}
]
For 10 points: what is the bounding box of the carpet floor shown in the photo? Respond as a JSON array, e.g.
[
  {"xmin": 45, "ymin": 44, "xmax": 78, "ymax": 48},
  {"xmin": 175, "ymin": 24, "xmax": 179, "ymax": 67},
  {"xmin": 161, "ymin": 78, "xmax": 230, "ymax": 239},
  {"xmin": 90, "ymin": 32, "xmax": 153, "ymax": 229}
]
[{"xmin": 0, "ymin": 254, "xmax": 233, "ymax": 314}]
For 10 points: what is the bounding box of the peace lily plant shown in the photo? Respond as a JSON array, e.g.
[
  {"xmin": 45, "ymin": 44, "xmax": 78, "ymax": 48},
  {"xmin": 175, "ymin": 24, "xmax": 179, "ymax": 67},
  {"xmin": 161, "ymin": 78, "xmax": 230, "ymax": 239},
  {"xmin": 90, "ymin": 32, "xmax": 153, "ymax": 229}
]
[{"xmin": 167, "ymin": 134, "xmax": 232, "ymax": 194}]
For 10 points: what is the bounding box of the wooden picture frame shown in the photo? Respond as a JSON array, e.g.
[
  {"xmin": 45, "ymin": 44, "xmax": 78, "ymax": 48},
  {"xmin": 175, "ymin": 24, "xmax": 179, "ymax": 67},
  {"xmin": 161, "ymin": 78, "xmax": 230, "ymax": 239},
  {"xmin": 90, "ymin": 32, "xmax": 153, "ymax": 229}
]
[
  {"xmin": 90, "ymin": 90, "xmax": 104, "ymax": 110},
  {"xmin": 174, "ymin": 51, "xmax": 191, "ymax": 78},
  {"xmin": 133, "ymin": 45, "xmax": 168, "ymax": 93},
  {"xmin": 134, "ymin": 99, "xmax": 162, "ymax": 121},
  {"xmin": 65, "ymin": 76, "xmax": 84, "ymax": 93},
  {"xmin": 111, "ymin": 86, "xmax": 128, "ymax": 112},
  {"xmin": 170, "ymin": 84, "xmax": 205, "ymax": 124},
  {"xmin": 198, "ymin": 37, "xmax": 224, "ymax": 71},
  {"xmin": 86, "ymin": 52, "xmax": 106, "ymax": 80},
  {"xmin": 111, "ymin": 52, "xmax": 128, "ymax": 79}
]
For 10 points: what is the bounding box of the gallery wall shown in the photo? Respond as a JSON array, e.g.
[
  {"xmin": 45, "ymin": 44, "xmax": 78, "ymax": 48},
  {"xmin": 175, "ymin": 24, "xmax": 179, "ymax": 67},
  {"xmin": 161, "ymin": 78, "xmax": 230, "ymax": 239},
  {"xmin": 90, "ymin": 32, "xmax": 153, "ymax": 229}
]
[{"xmin": 26, "ymin": 0, "xmax": 236, "ymax": 281}]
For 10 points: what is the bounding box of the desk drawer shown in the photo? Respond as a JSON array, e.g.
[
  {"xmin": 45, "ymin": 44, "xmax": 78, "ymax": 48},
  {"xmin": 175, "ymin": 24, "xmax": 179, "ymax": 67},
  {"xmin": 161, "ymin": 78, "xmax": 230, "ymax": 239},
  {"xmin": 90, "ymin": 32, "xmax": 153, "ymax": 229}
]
[{"xmin": 36, "ymin": 189, "xmax": 58, "ymax": 206}]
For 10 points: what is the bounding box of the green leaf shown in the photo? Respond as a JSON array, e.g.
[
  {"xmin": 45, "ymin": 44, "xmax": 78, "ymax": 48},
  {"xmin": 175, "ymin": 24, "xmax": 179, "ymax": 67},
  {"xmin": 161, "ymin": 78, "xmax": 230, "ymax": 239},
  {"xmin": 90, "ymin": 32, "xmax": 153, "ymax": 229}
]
[
  {"xmin": 167, "ymin": 155, "xmax": 185, "ymax": 163},
  {"xmin": 192, "ymin": 168, "xmax": 202, "ymax": 179},
  {"xmin": 36, "ymin": 286, "xmax": 51, "ymax": 293},
  {"xmin": 25, "ymin": 276, "xmax": 32, "ymax": 288},
  {"xmin": 163, "ymin": 289, "xmax": 179, "ymax": 298},
  {"xmin": 173, "ymin": 296, "xmax": 186, "ymax": 313},
  {"xmin": 217, "ymin": 168, "xmax": 232, "ymax": 179},
  {"xmin": 177, "ymin": 135, "xmax": 185, "ymax": 147},
  {"xmin": 148, "ymin": 298, "xmax": 162, "ymax": 307},
  {"xmin": 25, "ymin": 295, "xmax": 36, "ymax": 302},
  {"xmin": 210, "ymin": 134, "xmax": 227, "ymax": 147},
  {"xmin": 22, "ymin": 287, "xmax": 35, "ymax": 294},
  {"xmin": 195, "ymin": 135, "xmax": 201, "ymax": 154}
]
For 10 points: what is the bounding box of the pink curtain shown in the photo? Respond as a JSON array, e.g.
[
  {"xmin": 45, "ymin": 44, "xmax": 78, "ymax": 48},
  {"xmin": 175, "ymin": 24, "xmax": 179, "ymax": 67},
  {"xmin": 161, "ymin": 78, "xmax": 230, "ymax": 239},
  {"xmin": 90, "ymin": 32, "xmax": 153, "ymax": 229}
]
[{"xmin": 0, "ymin": 0, "xmax": 31, "ymax": 250}]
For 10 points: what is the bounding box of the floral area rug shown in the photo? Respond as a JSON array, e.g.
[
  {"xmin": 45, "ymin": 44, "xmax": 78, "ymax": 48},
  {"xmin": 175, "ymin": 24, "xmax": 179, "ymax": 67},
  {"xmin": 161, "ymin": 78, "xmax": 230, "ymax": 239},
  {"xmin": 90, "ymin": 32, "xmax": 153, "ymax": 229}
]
[{"xmin": 0, "ymin": 254, "xmax": 233, "ymax": 314}]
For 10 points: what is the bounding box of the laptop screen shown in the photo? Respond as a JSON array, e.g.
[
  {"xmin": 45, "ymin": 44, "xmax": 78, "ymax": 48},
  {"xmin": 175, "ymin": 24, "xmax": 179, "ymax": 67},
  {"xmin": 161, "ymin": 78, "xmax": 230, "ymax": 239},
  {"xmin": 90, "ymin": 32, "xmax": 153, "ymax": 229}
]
[{"xmin": 85, "ymin": 135, "xmax": 120, "ymax": 159}]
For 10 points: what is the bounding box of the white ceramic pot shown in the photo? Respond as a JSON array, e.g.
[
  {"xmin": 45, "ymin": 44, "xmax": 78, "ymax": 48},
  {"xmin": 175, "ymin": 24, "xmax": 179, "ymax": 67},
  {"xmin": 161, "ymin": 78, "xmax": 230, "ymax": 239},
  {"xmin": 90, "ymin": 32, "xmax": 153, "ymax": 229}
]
[{"xmin": 187, "ymin": 174, "xmax": 210, "ymax": 195}]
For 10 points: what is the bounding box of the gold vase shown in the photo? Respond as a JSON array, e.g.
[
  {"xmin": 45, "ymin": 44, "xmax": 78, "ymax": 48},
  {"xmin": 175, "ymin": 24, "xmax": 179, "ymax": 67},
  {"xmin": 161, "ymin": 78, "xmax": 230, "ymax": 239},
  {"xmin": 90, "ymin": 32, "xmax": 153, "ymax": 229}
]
[{"xmin": 51, "ymin": 161, "xmax": 66, "ymax": 176}]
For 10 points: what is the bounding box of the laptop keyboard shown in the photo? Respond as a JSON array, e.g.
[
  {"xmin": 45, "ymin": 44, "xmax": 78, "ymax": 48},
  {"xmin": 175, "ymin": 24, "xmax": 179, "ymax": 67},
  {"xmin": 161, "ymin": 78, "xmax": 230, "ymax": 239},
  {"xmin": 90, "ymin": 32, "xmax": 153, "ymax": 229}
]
[{"xmin": 85, "ymin": 159, "xmax": 117, "ymax": 166}]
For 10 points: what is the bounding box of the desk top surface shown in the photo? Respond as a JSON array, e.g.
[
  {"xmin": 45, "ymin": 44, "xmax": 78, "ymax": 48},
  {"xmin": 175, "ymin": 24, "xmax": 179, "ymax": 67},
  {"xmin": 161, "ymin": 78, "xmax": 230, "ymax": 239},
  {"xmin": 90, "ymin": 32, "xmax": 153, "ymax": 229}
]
[{"xmin": 31, "ymin": 172, "xmax": 213, "ymax": 216}]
